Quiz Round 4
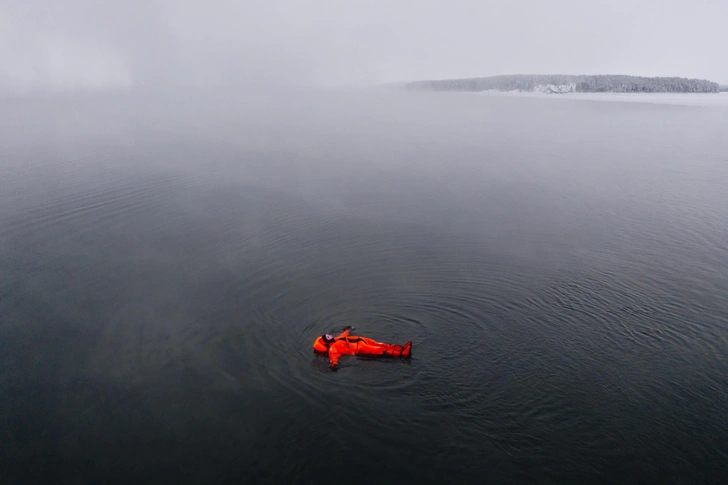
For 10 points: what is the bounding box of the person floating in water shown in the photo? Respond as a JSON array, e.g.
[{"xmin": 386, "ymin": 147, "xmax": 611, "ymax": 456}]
[{"xmin": 313, "ymin": 326, "xmax": 412, "ymax": 370}]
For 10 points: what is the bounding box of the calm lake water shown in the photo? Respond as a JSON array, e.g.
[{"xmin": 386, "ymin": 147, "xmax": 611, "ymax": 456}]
[{"xmin": 1, "ymin": 89, "xmax": 727, "ymax": 484}]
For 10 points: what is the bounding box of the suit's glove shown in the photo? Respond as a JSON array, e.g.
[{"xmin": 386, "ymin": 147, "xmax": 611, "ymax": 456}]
[
  {"xmin": 330, "ymin": 364, "xmax": 339, "ymax": 371},
  {"xmin": 343, "ymin": 325, "xmax": 353, "ymax": 331}
]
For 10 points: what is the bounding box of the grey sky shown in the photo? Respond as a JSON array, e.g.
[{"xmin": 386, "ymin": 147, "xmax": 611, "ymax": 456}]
[{"xmin": 2, "ymin": 0, "xmax": 726, "ymax": 92}]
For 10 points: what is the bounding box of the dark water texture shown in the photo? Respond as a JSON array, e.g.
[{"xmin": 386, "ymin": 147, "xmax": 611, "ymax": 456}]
[{"xmin": 1, "ymin": 90, "xmax": 727, "ymax": 484}]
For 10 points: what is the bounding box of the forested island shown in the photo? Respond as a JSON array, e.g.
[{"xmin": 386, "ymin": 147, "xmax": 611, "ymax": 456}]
[{"xmin": 405, "ymin": 75, "xmax": 721, "ymax": 94}]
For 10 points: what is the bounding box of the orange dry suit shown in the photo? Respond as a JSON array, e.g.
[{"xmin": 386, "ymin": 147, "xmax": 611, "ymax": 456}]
[{"xmin": 313, "ymin": 328, "xmax": 411, "ymax": 370}]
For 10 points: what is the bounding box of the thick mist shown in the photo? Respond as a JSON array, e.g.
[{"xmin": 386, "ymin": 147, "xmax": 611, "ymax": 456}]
[{"xmin": 2, "ymin": 0, "xmax": 728, "ymax": 94}]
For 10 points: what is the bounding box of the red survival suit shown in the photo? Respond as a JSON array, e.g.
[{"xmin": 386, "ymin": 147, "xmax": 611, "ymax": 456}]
[{"xmin": 313, "ymin": 328, "xmax": 411, "ymax": 370}]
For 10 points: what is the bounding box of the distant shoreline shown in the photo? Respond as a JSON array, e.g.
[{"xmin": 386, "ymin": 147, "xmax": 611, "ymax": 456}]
[{"xmin": 405, "ymin": 75, "xmax": 721, "ymax": 94}]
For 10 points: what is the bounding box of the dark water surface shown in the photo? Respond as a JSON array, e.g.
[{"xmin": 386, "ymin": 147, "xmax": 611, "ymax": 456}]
[{"xmin": 1, "ymin": 90, "xmax": 727, "ymax": 484}]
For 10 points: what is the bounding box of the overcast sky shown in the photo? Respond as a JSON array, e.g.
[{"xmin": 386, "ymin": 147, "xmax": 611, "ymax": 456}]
[{"xmin": 1, "ymin": 0, "xmax": 726, "ymax": 92}]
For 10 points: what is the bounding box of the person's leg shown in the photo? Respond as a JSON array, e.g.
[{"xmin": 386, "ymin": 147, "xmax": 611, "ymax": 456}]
[
  {"xmin": 352, "ymin": 337, "xmax": 412, "ymax": 359},
  {"xmin": 384, "ymin": 342, "xmax": 412, "ymax": 359},
  {"xmin": 354, "ymin": 339, "xmax": 388, "ymax": 356}
]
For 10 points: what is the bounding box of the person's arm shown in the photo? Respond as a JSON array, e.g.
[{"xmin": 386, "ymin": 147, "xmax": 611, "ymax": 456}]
[
  {"xmin": 335, "ymin": 325, "xmax": 353, "ymax": 339},
  {"xmin": 328, "ymin": 344, "xmax": 341, "ymax": 370}
]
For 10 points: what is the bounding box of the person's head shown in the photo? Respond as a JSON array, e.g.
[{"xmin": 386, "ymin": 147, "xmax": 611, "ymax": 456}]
[{"xmin": 313, "ymin": 334, "xmax": 336, "ymax": 353}]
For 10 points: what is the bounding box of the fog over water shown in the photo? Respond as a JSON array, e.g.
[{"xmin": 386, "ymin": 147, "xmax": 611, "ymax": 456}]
[{"xmin": 2, "ymin": 0, "xmax": 728, "ymax": 92}]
